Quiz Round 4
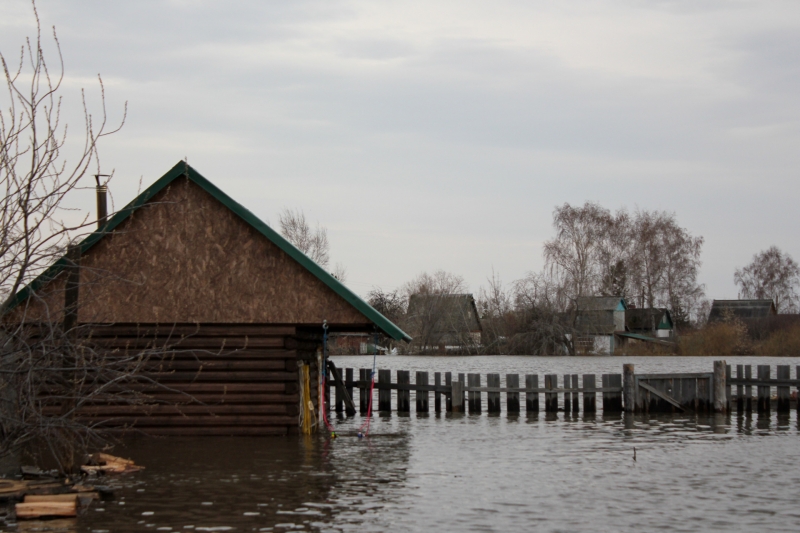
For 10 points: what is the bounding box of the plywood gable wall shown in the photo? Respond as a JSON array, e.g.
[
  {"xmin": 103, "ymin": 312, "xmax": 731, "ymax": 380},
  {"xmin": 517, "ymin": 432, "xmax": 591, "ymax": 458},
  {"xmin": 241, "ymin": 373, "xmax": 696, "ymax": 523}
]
[{"xmin": 58, "ymin": 176, "xmax": 371, "ymax": 325}]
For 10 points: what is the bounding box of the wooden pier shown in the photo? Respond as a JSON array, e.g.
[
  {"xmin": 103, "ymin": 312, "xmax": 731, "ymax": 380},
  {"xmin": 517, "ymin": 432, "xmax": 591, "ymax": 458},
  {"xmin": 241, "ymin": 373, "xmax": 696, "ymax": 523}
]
[{"xmin": 326, "ymin": 361, "xmax": 800, "ymax": 416}]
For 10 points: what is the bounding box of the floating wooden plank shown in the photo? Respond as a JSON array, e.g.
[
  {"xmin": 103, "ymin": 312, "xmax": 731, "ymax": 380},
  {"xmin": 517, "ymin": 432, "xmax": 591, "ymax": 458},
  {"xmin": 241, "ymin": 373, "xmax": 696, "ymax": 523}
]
[{"xmin": 16, "ymin": 501, "xmax": 76, "ymax": 519}]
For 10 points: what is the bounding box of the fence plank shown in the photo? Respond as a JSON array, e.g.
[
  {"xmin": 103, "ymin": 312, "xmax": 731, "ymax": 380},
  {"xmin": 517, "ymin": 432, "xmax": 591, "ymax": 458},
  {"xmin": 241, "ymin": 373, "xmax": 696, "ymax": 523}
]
[
  {"xmin": 468, "ymin": 374, "xmax": 482, "ymax": 414},
  {"xmin": 451, "ymin": 381, "xmax": 463, "ymax": 412},
  {"xmin": 525, "ymin": 374, "xmax": 539, "ymax": 413},
  {"xmin": 345, "ymin": 368, "xmax": 354, "ymax": 415},
  {"xmin": 777, "ymin": 365, "xmax": 790, "ymax": 412},
  {"xmin": 563, "ymin": 374, "xmax": 571, "ymax": 412},
  {"xmin": 416, "ymin": 371, "xmax": 429, "ymax": 413},
  {"xmin": 725, "ymin": 364, "xmax": 732, "ymax": 413},
  {"xmin": 507, "ymin": 374, "xmax": 520, "ymax": 414},
  {"xmin": 487, "ymin": 374, "xmax": 501, "ymax": 413},
  {"xmin": 545, "ymin": 374, "xmax": 558, "ymax": 412},
  {"xmin": 458, "ymin": 373, "xmax": 466, "ymax": 412},
  {"xmin": 583, "ymin": 374, "xmax": 596, "ymax": 413},
  {"xmin": 379, "ymin": 369, "xmax": 392, "ymax": 412},
  {"xmin": 757, "ymin": 365, "xmax": 770, "ymax": 413},
  {"xmin": 397, "ymin": 370, "xmax": 410, "ymax": 413}
]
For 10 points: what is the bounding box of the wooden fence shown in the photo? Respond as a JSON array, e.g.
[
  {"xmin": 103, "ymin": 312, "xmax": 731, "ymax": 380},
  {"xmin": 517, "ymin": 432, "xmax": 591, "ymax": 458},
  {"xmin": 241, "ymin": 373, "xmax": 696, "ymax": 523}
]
[{"xmin": 325, "ymin": 361, "xmax": 800, "ymax": 416}]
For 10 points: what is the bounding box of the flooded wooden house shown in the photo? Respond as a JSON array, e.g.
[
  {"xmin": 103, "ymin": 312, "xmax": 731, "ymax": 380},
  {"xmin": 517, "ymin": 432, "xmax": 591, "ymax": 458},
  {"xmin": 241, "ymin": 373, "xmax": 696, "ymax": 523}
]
[{"xmin": 8, "ymin": 162, "xmax": 410, "ymax": 436}]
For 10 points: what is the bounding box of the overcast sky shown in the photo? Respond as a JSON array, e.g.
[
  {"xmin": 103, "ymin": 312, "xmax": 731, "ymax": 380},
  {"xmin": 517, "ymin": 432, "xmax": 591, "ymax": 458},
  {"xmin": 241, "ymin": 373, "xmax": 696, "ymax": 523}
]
[{"xmin": 2, "ymin": 0, "xmax": 799, "ymax": 300}]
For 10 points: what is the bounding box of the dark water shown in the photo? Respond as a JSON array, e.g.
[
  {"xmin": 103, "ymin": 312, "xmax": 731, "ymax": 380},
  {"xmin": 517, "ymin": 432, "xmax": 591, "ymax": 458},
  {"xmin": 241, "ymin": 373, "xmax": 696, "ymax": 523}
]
[{"xmin": 5, "ymin": 356, "xmax": 800, "ymax": 533}]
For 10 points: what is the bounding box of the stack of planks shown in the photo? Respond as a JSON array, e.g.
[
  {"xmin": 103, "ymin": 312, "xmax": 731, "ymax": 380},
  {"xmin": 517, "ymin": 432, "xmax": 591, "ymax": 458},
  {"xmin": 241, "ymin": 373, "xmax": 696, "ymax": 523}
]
[{"xmin": 43, "ymin": 324, "xmax": 322, "ymax": 436}]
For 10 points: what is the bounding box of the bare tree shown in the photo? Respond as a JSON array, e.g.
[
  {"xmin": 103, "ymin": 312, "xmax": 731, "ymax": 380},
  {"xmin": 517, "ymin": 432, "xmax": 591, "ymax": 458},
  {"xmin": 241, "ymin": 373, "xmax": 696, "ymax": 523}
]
[
  {"xmin": 0, "ymin": 1, "xmax": 148, "ymax": 472},
  {"xmin": 278, "ymin": 208, "xmax": 329, "ymax": 268},
  {"xmin": 734, "ymin": 246, "xmax": 799, "ymax": 313}
]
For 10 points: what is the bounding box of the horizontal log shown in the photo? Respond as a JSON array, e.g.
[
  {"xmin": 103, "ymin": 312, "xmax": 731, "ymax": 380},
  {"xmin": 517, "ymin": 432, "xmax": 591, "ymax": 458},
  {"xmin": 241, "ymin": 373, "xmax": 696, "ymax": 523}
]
[
  {"xmin": 140, "ymin": 371, "xmax": 298, "ymax": 382},
  {"xmin": 110, "ymin": 393, "xmax": 300, "ymax": 404},
  {"xmin": 111, "ymin": 426, "xmax": 289, "ymax": 436},
  {"xmin": 49, "ymin": 404, "xmax": 291, "ymax": 416},
  {"xmin": 635, "ymin": 373, "xmax": 713, "ymax": 380},
  {"xmin": 120, "ymin": 349, "xmax": 298, "ymax": 360},
  {"xmin": 91, "ymin": 337, "xmax": 286, "ymax": 349},
  {"xmin": 81, "ymin": 324, "xmax": 297, "ymax": 337},
  {"xmin": 45, "ymin": 382, "xmax": 289, "ymax": 394},
  {"xmin": 25, "ymin": 493, "xmax": 97, "ymax": 503},
  {"xmin": 79, "ymin": 415, "xmax": 297, "ymax": 426},
  {"xmin": 138, "ymin": 360, "xmax": 288, "ymax": 371}
]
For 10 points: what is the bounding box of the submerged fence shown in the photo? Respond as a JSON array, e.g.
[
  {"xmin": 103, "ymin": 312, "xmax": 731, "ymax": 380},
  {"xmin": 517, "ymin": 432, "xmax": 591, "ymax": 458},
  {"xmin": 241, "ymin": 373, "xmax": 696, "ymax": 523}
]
[{"xmin": 325, "ymin": 362, "xmax": 800, "ymax": 416}]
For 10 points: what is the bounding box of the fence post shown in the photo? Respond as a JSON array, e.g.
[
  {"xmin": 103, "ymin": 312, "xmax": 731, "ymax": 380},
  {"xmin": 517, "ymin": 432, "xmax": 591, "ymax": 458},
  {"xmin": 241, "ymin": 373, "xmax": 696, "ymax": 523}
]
[
  {"xmin": 525, "ymin": 374, "xmax": 539, "ymax": 413},
  {"xmin": 623, "ymin": 364, "xmax": 635, "ymax": 413},
  {"xmin": 506, "ymin": 374, "xmax": 520, "ymax": 414},
  {"xmin": 434, "ymin": 372, "xmax": 442, "ymax": 413},
  {"xmin": 487, "ymin": 374, "xmax": 501, "ymax": 413},
  {"xmin": 345, "ymin": 368, "xmax": 354, "ymax": 415},
  {"xmin": 458, "ymin": 373, "xmax": 466, "ymax": 412},
  {"xmin": 713, "ymin": 360, "xmax": 726, "ymax": 413},
  {"xmin": 544, "ymin": 374, "xmax": 558, "ymax": 412},
  {"xmin": 745, "ymin": 365, "xmax": 753, "ymax": 412},
  {"xmin": 416, "ymin": 371, "xmax": 429, "ymax": 413},
  {"xmin": 451, "ymin": 381, "xmax": 463, "ymax": 412},
  {"xmin": 445, "ymin": 372, "xmax": 452, "ymax": 412},
  {"xmin": 583, "ymin": 374, "xmax": 596, "ymax": 413},
  {"xmin": 736, "ymin": 364, "xmax": 744, "ymax": 412},
  {"xmin": 468, "ymin": 373, "xmax": 482, "ymax": 414},
  {"xmin": 571, "ymin": 374, "xmax": 579, "ymax": 413},
  {"xmin": 725, "ymin": 364, "xmax": 732, "ymax": 413},
  {"xmin": 777, "ymin": 365, "xmax": 790, "ymax": 412},
  {"xmin": 757, "ymin": 365, "xmax": 770, "ymax": 413},
  {"xmin": 379, "ymin": 369, "xmax": 392, "ymax": 412},
  {"xmin": 397, "ymin": 370, "xmax": 410, "ymax": 413},
  {"xmin": 563, "ymin": 373, "xmax": 571, "ymax": 412}
]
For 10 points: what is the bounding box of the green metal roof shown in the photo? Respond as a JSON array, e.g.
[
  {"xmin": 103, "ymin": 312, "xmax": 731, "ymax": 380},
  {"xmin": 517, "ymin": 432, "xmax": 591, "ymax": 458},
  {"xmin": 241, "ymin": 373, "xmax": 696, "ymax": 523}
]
[{"xmin": 8, "ymin": 162, "xmax": 412, "ymax": 342}]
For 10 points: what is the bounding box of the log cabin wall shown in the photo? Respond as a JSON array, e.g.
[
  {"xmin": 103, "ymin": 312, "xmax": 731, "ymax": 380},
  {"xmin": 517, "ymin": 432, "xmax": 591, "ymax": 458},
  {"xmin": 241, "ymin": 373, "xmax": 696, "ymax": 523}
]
[{"xmin": 72, "ymin": 324, "xmax": 320, "ymax": 436}]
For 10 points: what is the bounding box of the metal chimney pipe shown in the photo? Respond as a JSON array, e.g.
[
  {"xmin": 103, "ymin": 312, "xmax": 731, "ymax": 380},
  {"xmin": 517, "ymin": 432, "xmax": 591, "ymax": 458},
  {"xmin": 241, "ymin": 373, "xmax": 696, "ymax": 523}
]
[{"xmin": 94, "ymin": 174, "xmax": 110, "ymax": 230}]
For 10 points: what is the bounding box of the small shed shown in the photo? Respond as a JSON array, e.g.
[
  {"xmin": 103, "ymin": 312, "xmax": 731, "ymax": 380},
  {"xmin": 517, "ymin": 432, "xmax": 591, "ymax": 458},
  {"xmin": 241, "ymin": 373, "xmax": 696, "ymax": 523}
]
[
  {"xmin": 8, "ymin": 162, "xmax": 410, "ymax": 436},
  {"xmin": 405, "ymin": 293, "xmax": 482, "ymax": 353},
  {"xmin": 625, "ymin": 308, "xmax": 674, "ymax": 339},
  {"xmin": 574, "ymin": 296, "xmax": 627, "ymax": 355}
]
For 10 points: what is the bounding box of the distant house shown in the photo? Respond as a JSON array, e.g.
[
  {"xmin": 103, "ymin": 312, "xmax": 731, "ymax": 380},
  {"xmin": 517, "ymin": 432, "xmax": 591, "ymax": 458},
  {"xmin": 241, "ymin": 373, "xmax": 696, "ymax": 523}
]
[
  {"xmin": 708, "ymin": 300, "xmax": 777, "ymax": 322},
  {"xmin": 625, "ymin": 308, "xmax": 674, "ymax": 339},
  {"xmin": 406, "ymin": 293, "xmax": 482, "ymax": 353},
  {"xmin": 573, "ymin": 296, "xmax": 627, "ymax": 355}
]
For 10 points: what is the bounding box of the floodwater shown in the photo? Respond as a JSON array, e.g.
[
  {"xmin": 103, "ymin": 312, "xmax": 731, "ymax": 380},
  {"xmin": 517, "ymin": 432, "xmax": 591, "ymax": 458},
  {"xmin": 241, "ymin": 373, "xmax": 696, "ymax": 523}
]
[{"xmin": 5, "ymin": 356, "xmax": 800, "ymax": 533}]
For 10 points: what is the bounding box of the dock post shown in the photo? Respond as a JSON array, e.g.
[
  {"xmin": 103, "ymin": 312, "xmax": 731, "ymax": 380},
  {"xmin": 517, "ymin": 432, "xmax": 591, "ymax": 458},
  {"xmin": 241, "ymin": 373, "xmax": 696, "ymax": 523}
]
[
  {"xmin": 487, "ymin": 373, "xmax": 501, "ymax": 413},
  {"xmin": 544, "ymin": 374, "xmax": 558, "ymax": 412},
  {"xmin": 777, "ymin": 365, "xmax": 790, "ymax": 412},
  {"xmin": 378, "ymin": 369, "xmax": 392, "ymax": 412},
  {"xmin": 757, "ymin": 365, "xmax": 770, "ymax": 413},
  {"xmin": 713, "ymin": 360, "xmax": 727, "ymax": 413},
  {"xmin": 416, "ymin": 371, "xmax": 429, "ymax": 413},
  {"xmin": 451, "ymin": 381, "xmax": 463, "ymax": 412},
  {"xmin": 506, "ymin": 374, "xmax": 520, "ymax": 414},
  {"xmin": 623, "ymin": 364, "xmax": 635, "ymax": 413},
  {"xmin": 468, "ymin": 373, "xmax": 482, "ymax": 414},
  {"xmin": 397, "ymin": 370, "xmax": 410, "ymax": 413},
  {"xmin": 525, "ymin": 374, "xmax": 539, "ymax": 413},
  {"xmin": 583, "ymin": 374, "xmax": 596, "ymax": 413}
]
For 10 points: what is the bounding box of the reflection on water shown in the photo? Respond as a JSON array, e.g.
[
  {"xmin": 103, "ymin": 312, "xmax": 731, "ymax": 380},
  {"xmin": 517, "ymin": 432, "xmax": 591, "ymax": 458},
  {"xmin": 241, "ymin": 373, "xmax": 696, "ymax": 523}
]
[{"xmin": 4, "ymin": 356, "xmax": 800, "ymax": 532}]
